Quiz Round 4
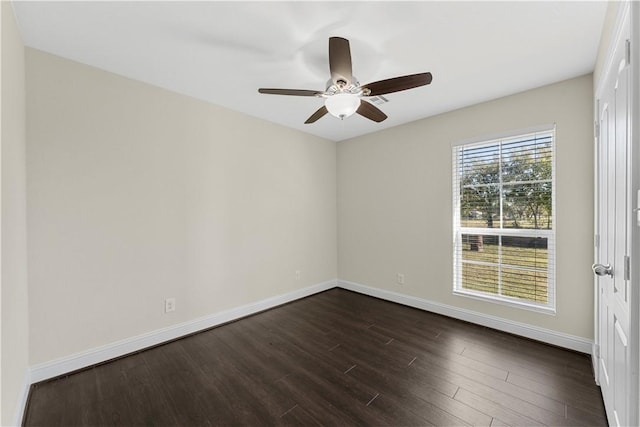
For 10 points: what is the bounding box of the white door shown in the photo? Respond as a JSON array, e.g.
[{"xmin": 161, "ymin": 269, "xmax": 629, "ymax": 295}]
[{"xmin": 594, "ymin": 10, "xmax": 631, "ymax": 427}]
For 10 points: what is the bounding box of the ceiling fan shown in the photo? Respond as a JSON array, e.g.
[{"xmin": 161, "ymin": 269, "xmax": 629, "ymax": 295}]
[{"xmin": 258, "ymin": 37, "xmax": 432, "ymax": 124}]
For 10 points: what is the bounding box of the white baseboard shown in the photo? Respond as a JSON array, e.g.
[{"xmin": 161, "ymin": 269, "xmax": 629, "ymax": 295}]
[
  {"xmin": 14, "ymin": 369, "xmax": 31, "ymax": 427},
  {"xmin": 30, "ymin": 280, "xmax": 337, "ymax": 383},
  {"xmin": 29, "ymin": 277, "xmax": 592, "ymax": 387},
  {"xmin": 337, "ymin": 279, "xmax": 593, "ymax": 354}
]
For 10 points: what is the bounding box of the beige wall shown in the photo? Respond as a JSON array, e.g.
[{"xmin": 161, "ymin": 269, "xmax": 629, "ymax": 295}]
[
  {"xmin": 26, "ymin": 49, "xmax": 337, "ymax": 365},
  {"xmin": 338, "ymin": 74, "xmax": 594, "ymax": 339},
  {"xmin": 1, "ymin": 2, "xmax": 29, "ymax": 425}
]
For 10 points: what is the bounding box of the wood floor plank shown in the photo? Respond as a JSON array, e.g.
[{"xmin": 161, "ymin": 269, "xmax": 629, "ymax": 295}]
[
  {"xmin": 328, "ymin": 335, "xmax": 461, "ymax": 398},
  {"xmin": 365, "ymin": 394, "xmax": 438, "ymax": 426},
  {"xmin": 369, "ymin": 323, "xmax": 511, "ymax": 381},
  {"xmin": 278, "ymin": 403, "xmax": 324, "ymax": 426},
  {"xmin": 335, "ymin": 358, "xmax": 478, "ymax": 426},
  {"xmin": 454, "ymin": 388, "xmax": 541, "ymax": 426},
  {"xmin": 187, "ymin": 333, "xmax": 292, "ymax": 425},
  {"xmin": 506, "ymin": 371, "xmax": 607, "ymax": 420},
  {"xmin": 490, "ymin": 417, "xmax": 512, "ymax": 427},
  {"xmin": 566, "ymin": 402, "xmax": 609, "ymax": 426},
  {"xmin": 25, "ymin": 380, "xmax": 71, "ymax": 426},
  {"xmin": 417, "ymin": 354, "xmax": 604, "ymax": 426},
  {"xmin": 23, "ymin": 289, "xmax": 607, "ymax": 426},
  {"xmin": 140, "ymin": 344, "xmax": 217, "ymax": 426},
  {"xmin": 273, "ymin": 374, "xmax": 364, "ymax": 425},
  {"xmin": 271, "ymin": 317, "xmax": 475, "ymax": 426},
  {"xmin": 110, "ymin": 353, "xmax": 181, "ymax": 426},
  {"xmin": 94, "ymin": 355, "xmax": 168, "ymax": 426},
  {"xmin": 506, "ymin": 370, "xmax": 603, "ymax": 403},
  {"xmin": 409, "ymin": 350, "xmax": 567, "ymax": 417},
  {"xmin": 411, "ymin": 386, "xmax": 493, "ymax": 427},
  {"xmin": 461, "ymin": 340, "xmax": 595, "ymax": 385}
]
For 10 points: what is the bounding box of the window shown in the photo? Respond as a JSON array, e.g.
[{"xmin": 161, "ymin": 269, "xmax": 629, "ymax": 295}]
[{"xmin": 452, "ymin": 126, "xmax": 555, "ymax": 313}]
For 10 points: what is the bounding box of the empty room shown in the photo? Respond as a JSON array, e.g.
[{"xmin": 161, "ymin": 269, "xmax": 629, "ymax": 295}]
[{"xmin": 2, "ymin": 1, "xmax": 639, "ymax": 426}]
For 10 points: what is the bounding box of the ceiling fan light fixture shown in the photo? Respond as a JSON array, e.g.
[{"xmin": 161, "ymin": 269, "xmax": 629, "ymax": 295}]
[
  {"xmin": 325, "ymin": 93, "xmax": 359, "ymax": 120},
  {"xmin": 258, "ymin": 37, "xmax": 432, "ymax": 124}
]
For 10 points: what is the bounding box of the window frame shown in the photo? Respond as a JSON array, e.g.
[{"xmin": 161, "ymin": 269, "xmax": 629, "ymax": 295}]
[{"xmin": 452, "ymin": 125, "xmax": 556, "ymax": 314}]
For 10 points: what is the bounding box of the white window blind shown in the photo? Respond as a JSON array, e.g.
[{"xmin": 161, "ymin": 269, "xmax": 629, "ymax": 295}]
[{"xmin": 452, "ymin": 126, "xmax": 556, "ymax": 312}]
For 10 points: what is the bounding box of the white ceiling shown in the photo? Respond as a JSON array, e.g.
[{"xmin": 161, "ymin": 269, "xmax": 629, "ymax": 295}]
[{"xmin": 13, "ymin": 1, "xmax": 607, "ymax": 142}]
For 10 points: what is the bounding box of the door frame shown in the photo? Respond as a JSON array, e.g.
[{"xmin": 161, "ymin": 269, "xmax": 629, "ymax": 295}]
[
  {"xmin": 631, "ymin": 1, "xmax": 640, "ymax": 420},
  {"xmin": 593, "ymin": 1, "xmax": 640, "ymax": 424}
]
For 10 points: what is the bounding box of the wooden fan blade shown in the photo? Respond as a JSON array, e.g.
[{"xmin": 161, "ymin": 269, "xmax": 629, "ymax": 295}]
[
  {"xmin": 361, "ymin": 72, "xmax": 432, "ymax": 96},
  {"xmin": 356, "ymin": 100, "xmax": 387, "ymax": 123},
  {"xmin": 258, "ymin": 88, "xmax": 323, "ymax": 96},
  {"xmin": 329, "ymin": 37, "xmax": 353, "ymax": 86},
  {"xmin": 305, "ymin": 106, "xmax": 328, "ymax": 124}
]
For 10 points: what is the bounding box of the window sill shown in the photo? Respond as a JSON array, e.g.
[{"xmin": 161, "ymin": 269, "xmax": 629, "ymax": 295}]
[{"xmin": 453, "ymin": 289, "xmax": 556, "ymax": 315}]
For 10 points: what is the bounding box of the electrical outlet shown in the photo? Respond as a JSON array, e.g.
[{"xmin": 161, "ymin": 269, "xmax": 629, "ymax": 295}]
[
  {"xmin": 165, "ymin": 297, "xmax": 176, "ymax": 313},
  {"xmin": 396, "ymin": 273, "xmax": 405, "ymax": 285},
  {"xmin": 295, "ymin": 270, "xmax": 301, "ymax": 280}
]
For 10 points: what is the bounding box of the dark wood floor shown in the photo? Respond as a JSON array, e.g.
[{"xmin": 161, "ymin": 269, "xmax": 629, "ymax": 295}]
[{"xmin": 24, "ymin": 288, "xmax": 607, "ymax": 426}]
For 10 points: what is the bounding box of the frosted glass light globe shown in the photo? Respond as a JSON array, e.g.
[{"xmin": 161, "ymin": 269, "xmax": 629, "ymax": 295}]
[{"xmin": 325, "ymin": 93, "xmax": 360, "ymax": 119}]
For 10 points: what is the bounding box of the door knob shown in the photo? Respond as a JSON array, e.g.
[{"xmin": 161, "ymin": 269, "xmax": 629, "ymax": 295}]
[{"xmin": 592, "ymin": 263, "xmax": 613, "ymax": 277}]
